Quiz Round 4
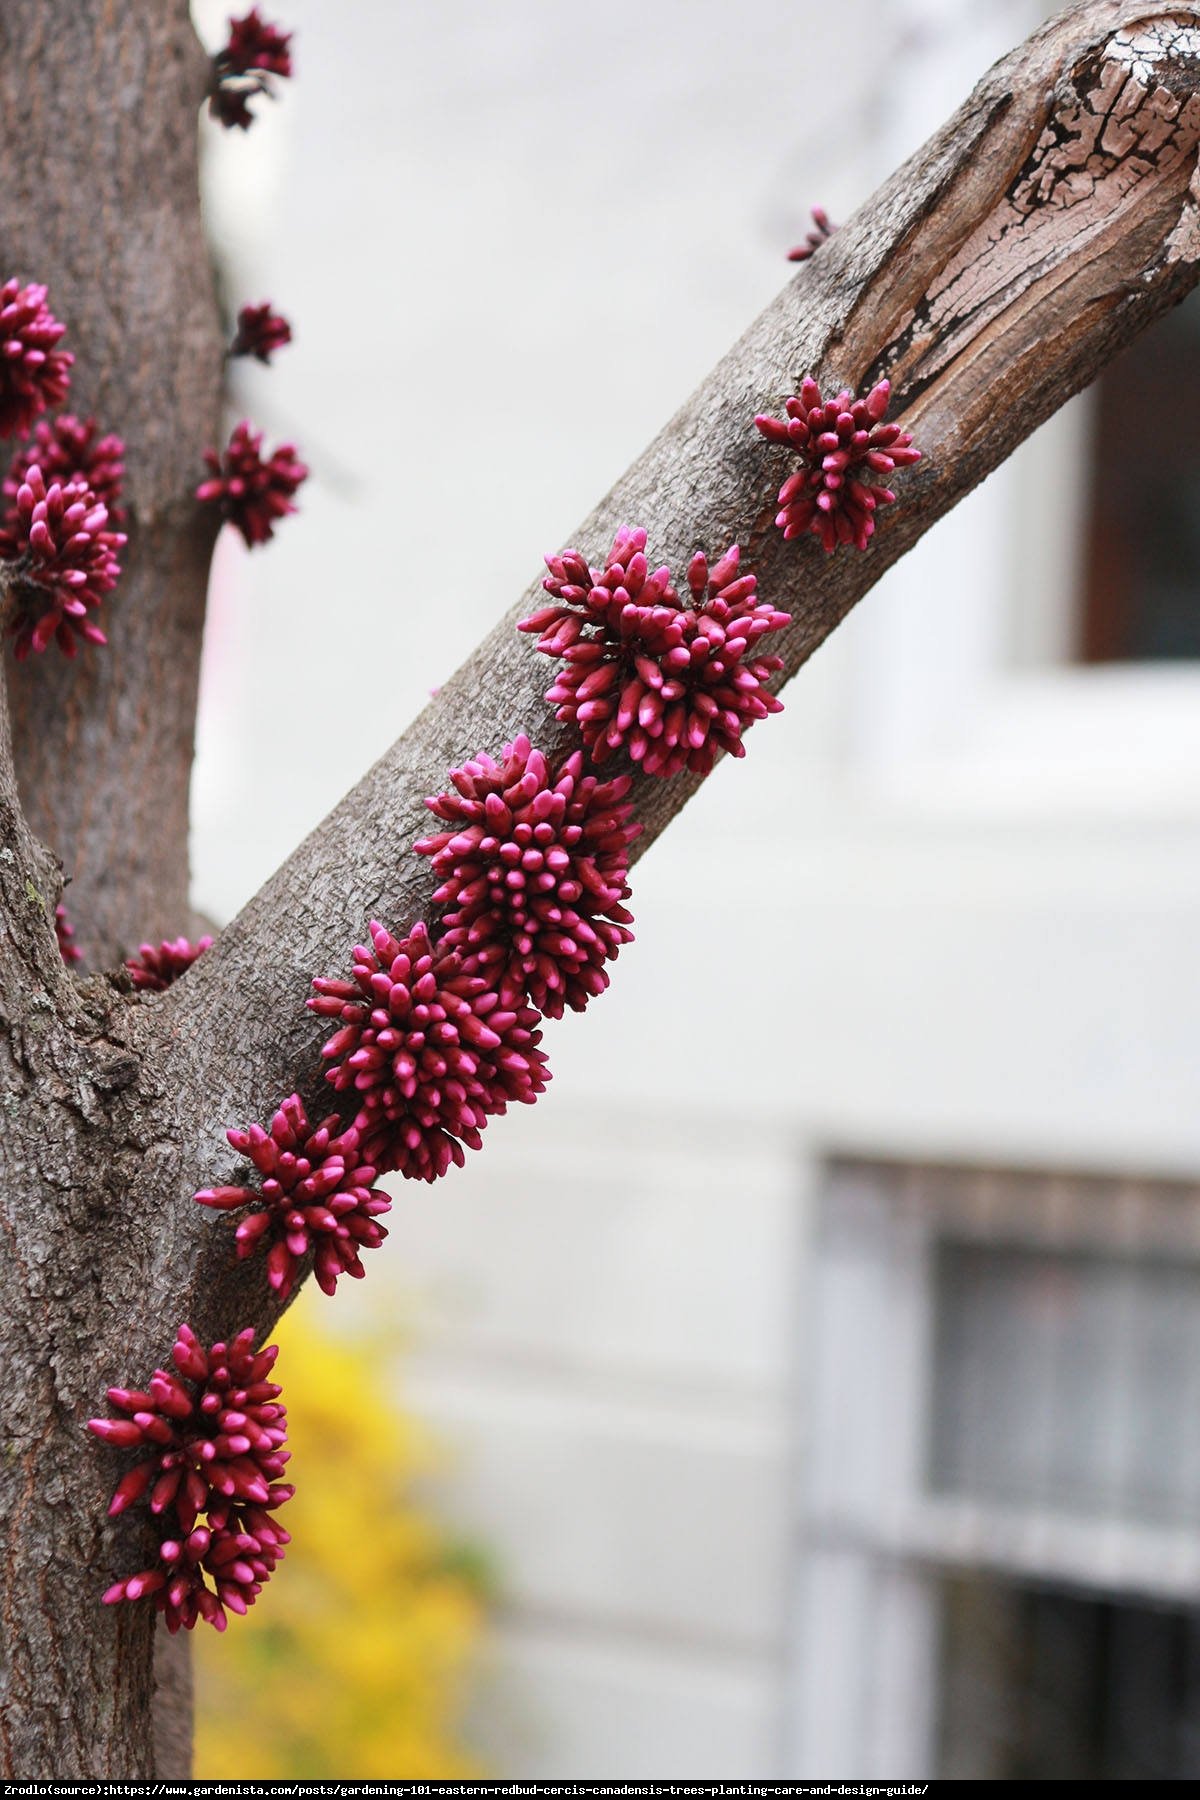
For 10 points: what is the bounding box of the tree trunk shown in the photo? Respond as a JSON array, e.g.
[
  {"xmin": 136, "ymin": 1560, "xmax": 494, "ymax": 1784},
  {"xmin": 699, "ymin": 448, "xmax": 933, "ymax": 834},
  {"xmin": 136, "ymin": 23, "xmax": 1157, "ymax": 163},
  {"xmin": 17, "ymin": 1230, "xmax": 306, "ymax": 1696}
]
[{"xmin": 0, "ymin": 0, "xmax": 1198, "ymax": 1778}]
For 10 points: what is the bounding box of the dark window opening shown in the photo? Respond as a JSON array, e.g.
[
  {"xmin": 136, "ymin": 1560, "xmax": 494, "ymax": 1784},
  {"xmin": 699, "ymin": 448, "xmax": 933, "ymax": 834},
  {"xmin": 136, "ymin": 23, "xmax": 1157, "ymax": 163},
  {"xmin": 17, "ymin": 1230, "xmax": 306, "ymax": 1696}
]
[
  {"xmin": 1078, "ymin": 286, "xmax": 1200, "ymax": 662},
  {"xmin": 938, "ymin": 1574, "xmax": 1200, "ymax": 1780}
]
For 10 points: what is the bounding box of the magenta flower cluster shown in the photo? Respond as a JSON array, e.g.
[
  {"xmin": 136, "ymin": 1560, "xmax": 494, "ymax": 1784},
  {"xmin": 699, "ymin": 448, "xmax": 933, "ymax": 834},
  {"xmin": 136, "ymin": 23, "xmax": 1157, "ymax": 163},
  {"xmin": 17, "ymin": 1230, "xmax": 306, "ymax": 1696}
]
[
  {"xmin": 195, "ymin": 1094, "xmax": 391, "ymax": 1299},
  {"xmin": 415, "ymin": 734, "xmax": 639, "ymax": 1018},
  {"xmin": 0, "ymin": 279, "xmax": 73, "ymax": 439},
  {"xmin": 787, "ymin": 206, "xmax": 838, "ymax": 263},
  {"xmin": 210, "ymin": 8, "xmax": 293, "ymax": 131},
  {"xmin": 196, "ymin": 419, "xmax": 308, "ymax": 548},
  {"xmin": 55, "ymin": 903, "xmax": 82, "ymax": 966},
  {"xmin": 4, "ymin": 414, "xmax": 126, "ymax": 524},
  {"xmin": 230, "ymin": 302, "xmax": 292, "ymax": 364},
  {"xmin": 125, "ymin": 935, "xmax": 213, "ymax": 991},
  {"xmin": 520, "ymin": 531, "xmax": 790, "ymax": 778},
  {"xmin": 89, "ymin": 1325, "xmax": 292, "ymax": 1633},
  {"xmin": 309, "ymin": 921, "xmax": 549, "ymax": 1181},
  {"xmin": 0, "ymin": 277, "xmax": 129, "ymax": 662},
  {"xmin": 0, "ymin": 466, "xmax": 125, "ymax": 660},
  {"xmin": 755, "ymin": 376, "xmax": 921, "ymax": 553}
]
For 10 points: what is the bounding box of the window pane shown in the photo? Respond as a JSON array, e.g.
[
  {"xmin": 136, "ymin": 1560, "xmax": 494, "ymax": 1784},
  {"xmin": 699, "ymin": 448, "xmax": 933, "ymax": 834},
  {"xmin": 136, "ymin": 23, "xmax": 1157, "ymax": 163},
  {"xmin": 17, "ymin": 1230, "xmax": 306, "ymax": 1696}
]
[{"xmin": 930, "ymin": 1241, "xmax": 1200, "ymax": 1525}]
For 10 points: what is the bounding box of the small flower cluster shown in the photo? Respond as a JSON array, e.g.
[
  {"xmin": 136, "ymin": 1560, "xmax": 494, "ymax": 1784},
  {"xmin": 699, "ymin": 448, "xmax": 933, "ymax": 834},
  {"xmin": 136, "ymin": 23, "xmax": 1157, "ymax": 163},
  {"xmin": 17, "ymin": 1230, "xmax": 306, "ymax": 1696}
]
[
  {"xmin": 55, "ymin": 903, "xmax": 82, "ymax": 966},
  {"xmin": 196, "ymin": 1094, "xmax": 390, "ymax": 1299},
  {"xmin": 787, "ymin": 206, "xmax": 838, "ymax": 262},
  {"xmin": 309, "ymin": 921, "xmax": 549, "ymax": 1180},
  {"xmin": 520, "ymin": 531, "xmax": 790, "ymax": 778},
  {"xmin": 415, "ymin": 734, "xmax": 638, "ymax": 1017},
  {"xmin": 210, "ymin": 8, "xmax": 293, "ymax": 131},
  {"xmin": 4, "ymin": 413, "xmax": 126, "ymax": 523},
  {"xmin": 89, "ymin": 1325, "xmax": 292, "ymax": 1633},
  {"xmin": 196, "ymin": 419, "xmax": 307, "ymax": 548},
  {"xmin": 125, "ymin": 935, "xmax": 213, "ymax": 992},
  {"xmin": 0, "ymin": 279, "xmax": 72, "ymax": 439},
  {"xmin": 230, "ymin": 302, "xmax": 292, "ymax": 364},
  {"xmin": 0, "ymin": 466, "xmax": 125, "ymax": 660},
  {"xmin": 0, "ymin": 279, "xmax": 128, "ymax": 661},
  {"xmin": 755, "ymin": 376, "xmax": 921, "ymax": 553}
]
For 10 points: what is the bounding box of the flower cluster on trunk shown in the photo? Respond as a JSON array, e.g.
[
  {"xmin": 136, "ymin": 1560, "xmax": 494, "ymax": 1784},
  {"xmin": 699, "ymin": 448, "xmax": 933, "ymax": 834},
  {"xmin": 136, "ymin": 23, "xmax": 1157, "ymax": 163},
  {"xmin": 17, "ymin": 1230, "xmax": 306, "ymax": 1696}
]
[{"xmin": 88, "ymin": 1325, "xmax": 292, "ymax": 1632}]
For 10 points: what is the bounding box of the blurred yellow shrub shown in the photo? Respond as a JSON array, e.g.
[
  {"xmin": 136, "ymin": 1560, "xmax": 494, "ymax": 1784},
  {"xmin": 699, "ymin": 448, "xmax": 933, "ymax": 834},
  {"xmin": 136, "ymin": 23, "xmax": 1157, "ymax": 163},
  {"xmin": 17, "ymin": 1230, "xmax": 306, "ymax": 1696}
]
[{"xmin": 195, "ymin": 1294, "xmax": 489, "ymax": 1778}]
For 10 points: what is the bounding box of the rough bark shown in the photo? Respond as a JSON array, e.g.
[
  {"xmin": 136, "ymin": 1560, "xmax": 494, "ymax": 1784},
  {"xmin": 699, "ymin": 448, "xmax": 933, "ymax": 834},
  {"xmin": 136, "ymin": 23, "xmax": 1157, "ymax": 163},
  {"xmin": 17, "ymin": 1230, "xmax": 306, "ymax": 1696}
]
[
  {"xmin": 1, "ymin": 0, "xmax": 1199, "ymax": 1780},
  {"xmin": 0, "ymin": 0, "xmax": 223, "ymax": 966}
]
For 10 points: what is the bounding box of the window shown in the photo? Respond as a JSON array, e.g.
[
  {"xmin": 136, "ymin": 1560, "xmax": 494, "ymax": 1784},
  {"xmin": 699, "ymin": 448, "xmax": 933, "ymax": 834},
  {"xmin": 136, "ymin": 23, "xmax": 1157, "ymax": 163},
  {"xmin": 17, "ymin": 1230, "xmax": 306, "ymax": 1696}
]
[
  {"xmin": 791, "ymin": 1158, "xmax": 1200, "ymax": 1778},
  {"xmin": 1077, "ymin": 288, "xmax": 1200, "ymax": 663}
]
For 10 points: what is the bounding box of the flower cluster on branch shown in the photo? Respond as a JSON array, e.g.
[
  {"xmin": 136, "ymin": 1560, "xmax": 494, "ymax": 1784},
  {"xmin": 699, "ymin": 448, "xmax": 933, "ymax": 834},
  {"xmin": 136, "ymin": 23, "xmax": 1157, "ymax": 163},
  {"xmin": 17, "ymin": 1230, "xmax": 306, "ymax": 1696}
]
[
  {"xmin": 520, "ymin": 530, "xmax": 790, "ymax": 777},
  {"xmin": 0, "ymin": 279, "xmax": 73, "ymax": 439},
  {"xmin": 195, "ymin": 1094, "xmax": 390, "ymax": 1299},
  {"xmin": 415, "ymin": 734, "xmax": 639, "ymax": 1018},
  {"xmin": 309, "ymin": 921, "xmax": 550, "ymax": 1181},
  {"xmin": 755, "ymin": 376, "xmax": 921, "ymax": 553},
  {"xmin": 230, "ymin": 302, "xmax": 292, "ymax": 363},
  {"xmin": 89, "ymin": 1325, "xmax": 292, "ymax": 1632},
  {"xmin": 125, "ymin": 935, "xmax": 213, "ymax": 992},
  {"xmin": 210, "ymin": 8, "xmax": 293, "ymax": 131},
  {"xmin": 0, "ymin": 467, "xmax": 124, "ymax": 660},
  {"xmin": 196, "ymin": 420, "xmax": 308, "ymax": 547},
  {"xmin": 4, "ymin": 414, "xmax": 125, "ymax": 524}
]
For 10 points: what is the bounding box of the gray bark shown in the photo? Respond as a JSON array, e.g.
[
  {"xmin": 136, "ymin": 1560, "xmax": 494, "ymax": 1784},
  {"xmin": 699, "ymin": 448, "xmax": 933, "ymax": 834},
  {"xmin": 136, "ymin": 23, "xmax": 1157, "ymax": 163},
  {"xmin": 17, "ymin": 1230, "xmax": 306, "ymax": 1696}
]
[{"xmin": 1, "ymin": 0, "xmax": 1198, "ymax": 1778}]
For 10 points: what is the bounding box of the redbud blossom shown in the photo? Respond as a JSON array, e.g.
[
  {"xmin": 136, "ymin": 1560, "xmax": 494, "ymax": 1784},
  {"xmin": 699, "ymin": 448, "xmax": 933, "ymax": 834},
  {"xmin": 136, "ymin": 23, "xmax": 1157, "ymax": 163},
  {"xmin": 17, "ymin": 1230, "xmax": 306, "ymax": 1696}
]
[
  {"xmin": 309, "ymin": 920, "xmax": 550, "ymax": 1180},
  {"xmin": 787, "ymin": 206, "xmax": 838, "ymax": 261},
  {"xmin": 88, "ymin": 1324, "xmax": 292, "ymax": 1633},
  {"xmin": 519, "ymin": 529, "xmax": 790, "ymax": 777},
  {"xmin": 0, "ymin": 279, "xmax": 73, "ymax": 439},
  {"xmin": 416, "ymin": 734, "xmax": 639, "ymax": 1018},
  {"xmin": 0, "ymin": 467, "xmax": 124, "ymax": 660},
  {"xmin": 196, "ymin": 420, "xmax": 307, "ymax": 547},
  {"xmin": 210, "ymin": 9, "xmax": 293, "ymax": 131},
  {"xmin": 230, "ymin": 302, "xmax": 292, "ymax": 364},
  {"xmin": 55, "ymin": 903, "xmax": 82, "ymax": 966},
  {"xmin": 754, "ymin": 376, "xmax": 921, "ymax": 553},
  {"xmin": 125, "ymin": 936, "xmax": 213, "ymax": 992},
  {"xmin": 195, "ymin": 1093, "xmax": 391, "ymax": 1299},
  {"xmin": 4, "ymin": 415, "xmax": 126, "ymax": 525}
]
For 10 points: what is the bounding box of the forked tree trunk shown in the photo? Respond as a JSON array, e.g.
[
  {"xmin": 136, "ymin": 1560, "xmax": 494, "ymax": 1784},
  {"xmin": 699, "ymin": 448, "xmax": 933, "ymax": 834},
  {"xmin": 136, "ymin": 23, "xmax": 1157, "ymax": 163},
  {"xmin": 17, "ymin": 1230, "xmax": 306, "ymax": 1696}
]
[{"xmin": 1, "ymin": 0, "xmax": 1198, "ymax": 1777}]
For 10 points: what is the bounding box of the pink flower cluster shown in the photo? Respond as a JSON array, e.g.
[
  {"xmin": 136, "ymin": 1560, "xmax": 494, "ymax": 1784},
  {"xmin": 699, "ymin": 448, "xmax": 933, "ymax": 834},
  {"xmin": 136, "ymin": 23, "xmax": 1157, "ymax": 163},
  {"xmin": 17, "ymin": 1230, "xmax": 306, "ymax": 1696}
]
[
  {"xmin": 416, "ymin": 734, "xmax": 639, "ymax": 1018},
  {"xmin": 210, "ymin": 9, "xmax": 293, "ymax": 131},
  {"xmin": 309, "ymin": 920, "xmax": 549, "ymax": 1181},
  {"xmin": 755, "ymin": 376, "xmax": 921, "ymax": 553},
  {"xmin": 55, "ymin": 903, "xmax": 82, "ymax": 966},
  {"xmin": 0, "ymin": 279, "xmax": 73, "ymax": 439},
  {"xmin": 125, "ymin": 935, "xmax": 213, "ymax": 992},
  {"xmin": 787, "ymin": 206, "xmax": 838, "ymax": 262},
  {"xmin": 4, "ymin": 414, "xmax": 125, "ymax": 524},
  {"xmin": 0, "ymin": 465, "xmax": 125, "ymax": 659},
  {"xmin": 89, "ymin": 1325, "xmax": 292, "ymax": 1633},
  {"xmin": 230, "ymin": 302, "xmax": 292, "ymax": 364},
  {"xmin": 195, "ymin": 1094, "xmax": 390, "ymax": 1299},
  {"xmin": 196, "ymin": 420, "xmax": 307, "ymax": 548},
  {"xmin": 520, "ymin": 530, "xmax": 790, "ymax": 777}
]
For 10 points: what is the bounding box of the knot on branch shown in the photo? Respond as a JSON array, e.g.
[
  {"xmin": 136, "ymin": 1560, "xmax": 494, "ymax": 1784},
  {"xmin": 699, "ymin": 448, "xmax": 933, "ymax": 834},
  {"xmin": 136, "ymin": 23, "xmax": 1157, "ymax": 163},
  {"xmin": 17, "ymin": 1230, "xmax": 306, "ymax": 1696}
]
[{"xmin": 876, "ymin": 10, "xmax": 1200, "ymax": 411}]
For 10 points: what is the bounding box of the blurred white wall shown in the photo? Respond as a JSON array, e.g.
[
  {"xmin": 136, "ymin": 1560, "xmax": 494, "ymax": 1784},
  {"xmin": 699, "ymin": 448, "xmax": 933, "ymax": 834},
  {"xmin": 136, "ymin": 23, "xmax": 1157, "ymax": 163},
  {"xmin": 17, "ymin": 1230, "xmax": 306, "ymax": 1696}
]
[{"xmin": 190, "ymin": 0, "xmax": 1200, "ymax": 1776}]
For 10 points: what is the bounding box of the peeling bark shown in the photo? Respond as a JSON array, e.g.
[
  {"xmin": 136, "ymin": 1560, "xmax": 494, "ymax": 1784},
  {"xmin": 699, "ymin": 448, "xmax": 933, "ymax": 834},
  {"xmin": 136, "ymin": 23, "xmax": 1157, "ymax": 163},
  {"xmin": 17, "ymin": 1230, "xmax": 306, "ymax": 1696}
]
[{"xmin": 1, "ymin": 0, "xmax": 1199, "ymax": 1779}]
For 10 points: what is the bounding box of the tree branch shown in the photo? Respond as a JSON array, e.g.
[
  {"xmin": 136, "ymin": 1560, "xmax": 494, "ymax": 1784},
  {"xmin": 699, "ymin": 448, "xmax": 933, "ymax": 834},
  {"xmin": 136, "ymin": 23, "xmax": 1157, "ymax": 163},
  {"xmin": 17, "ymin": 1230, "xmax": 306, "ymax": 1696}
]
[
  {"xmin": 148, "ymin": 0, "xmax": 1200, "ymax": 1347},
  {"xmin": 0, "ymin": 0, "xmax": 223, "ymax": 967}
]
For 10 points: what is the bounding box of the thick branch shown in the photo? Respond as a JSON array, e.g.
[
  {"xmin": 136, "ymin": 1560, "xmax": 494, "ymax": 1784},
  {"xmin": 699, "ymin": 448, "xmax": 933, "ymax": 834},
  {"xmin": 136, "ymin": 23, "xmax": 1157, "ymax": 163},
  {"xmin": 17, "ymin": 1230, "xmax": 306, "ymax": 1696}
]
[
  {"xmin": 0, "ymin": 0, "xmax": 223, "ymax": 966},
  {"xmin": 149, "ymin": 0, "xmax": 1200, "ymax": 1345}
]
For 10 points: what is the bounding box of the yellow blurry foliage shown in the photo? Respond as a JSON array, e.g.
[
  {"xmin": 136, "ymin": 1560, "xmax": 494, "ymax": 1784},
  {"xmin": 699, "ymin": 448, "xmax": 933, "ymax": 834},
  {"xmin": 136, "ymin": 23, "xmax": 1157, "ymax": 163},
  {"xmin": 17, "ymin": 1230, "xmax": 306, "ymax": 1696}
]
[{"xmin": 195, "ymin": 1295, "xmax": 489, "ymax": 1778}]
